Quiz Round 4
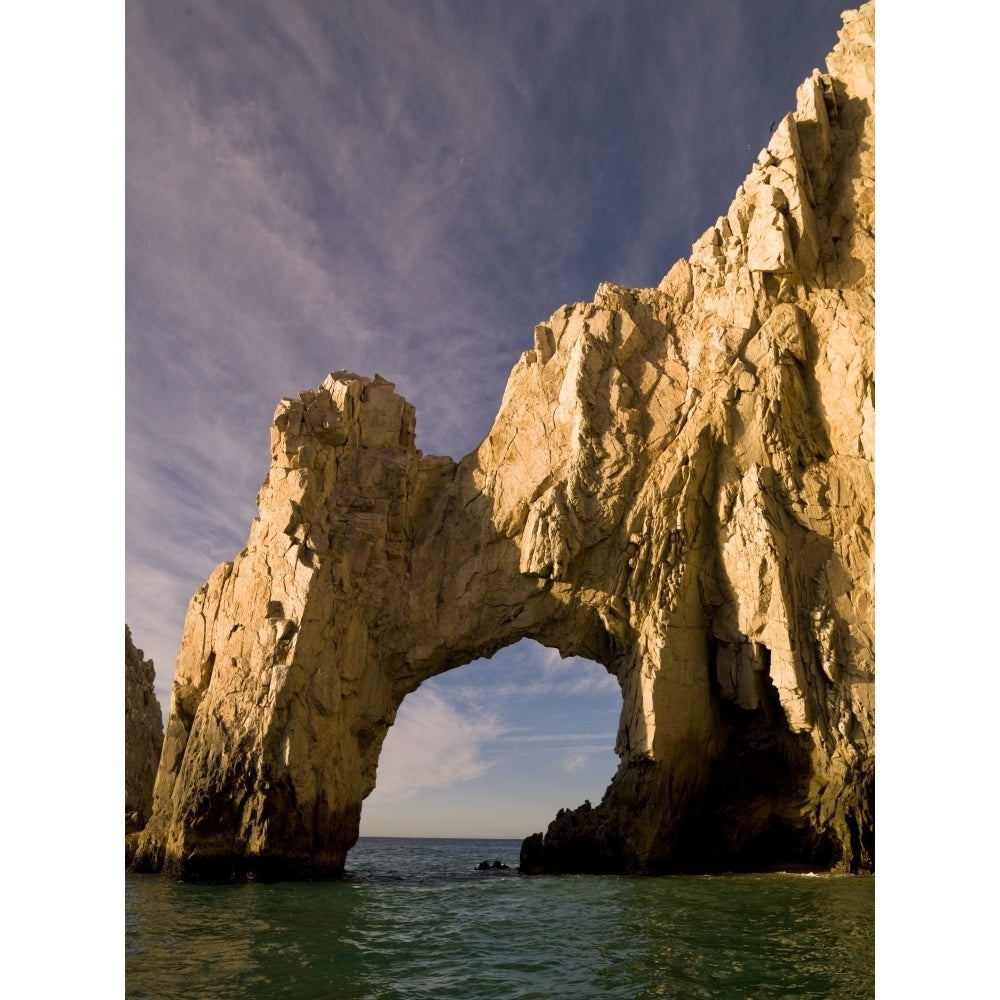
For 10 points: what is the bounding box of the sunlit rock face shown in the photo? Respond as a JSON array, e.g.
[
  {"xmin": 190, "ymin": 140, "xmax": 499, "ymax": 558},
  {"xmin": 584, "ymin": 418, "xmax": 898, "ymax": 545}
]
[{"xmin": 131, "ymin": 2, "xmax": 874, "ymax": 879}]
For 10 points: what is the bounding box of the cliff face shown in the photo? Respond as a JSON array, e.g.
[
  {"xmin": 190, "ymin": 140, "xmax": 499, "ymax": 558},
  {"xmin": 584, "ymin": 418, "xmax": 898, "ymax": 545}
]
[
  {"xmin": 125, "ymin": 625, "xmax": 165, "ymax": 833},
  {"xmin": 132, "ymin": 3, "xmax": 874, "ymax": 879}
]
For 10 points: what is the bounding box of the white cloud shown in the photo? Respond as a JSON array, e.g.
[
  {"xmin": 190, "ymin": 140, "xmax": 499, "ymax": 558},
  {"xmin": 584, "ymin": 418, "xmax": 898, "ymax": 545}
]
[
  {"xmin": 445, "ymin": 645, "xmax": 621, "ymax": 706},
  {"xmin": 493, "ymin": 733, "xmax": 618, "ymax": 776},
  {"xmin": 496, "ymin": 732, "xmax": 615, "ymax": 745},
  {"xmin": 365, "ymin": 687, "xmax": 508, "ymax": 803},
  {"xmin": 126, "ymin": 0, "xmax": 852, "ymax": 737},
  {"xmin": 561, "ymin": 751, "xmax": 591, "ymax": 774}
]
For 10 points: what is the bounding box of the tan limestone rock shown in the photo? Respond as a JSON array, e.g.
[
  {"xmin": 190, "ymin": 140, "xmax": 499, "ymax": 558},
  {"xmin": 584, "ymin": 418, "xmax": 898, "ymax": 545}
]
[
  {"xmin": 125, "ymin": 625, "xmax": 164, "ymax": 834},
  {"xmin": 133, "ymin": 2, "xmax": 875, "ymax": 879}
]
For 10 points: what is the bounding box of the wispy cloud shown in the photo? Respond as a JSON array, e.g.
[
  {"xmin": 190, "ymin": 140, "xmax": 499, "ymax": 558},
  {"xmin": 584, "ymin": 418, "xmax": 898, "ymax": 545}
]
[
  {"xmin": 495, "ymin": 732, "xmax": 615, "ymax": 745},
  {"xmin": 492, "ymin": 732, "xmax": 618, "ymax": 775},
  {"xmin": 365, "ymin": 687, "xmax": 509, "ymax": 803},
  {"xmin": 443, "ymin": 644, "xmax": 621, "ymax": 708},
  {"xmin": 561, "ymin": 751, "xmax": 594, "ymax": 775},
  {"xmin": 126, "ymin": 0, "xmax": 851, "ymax": 739}
]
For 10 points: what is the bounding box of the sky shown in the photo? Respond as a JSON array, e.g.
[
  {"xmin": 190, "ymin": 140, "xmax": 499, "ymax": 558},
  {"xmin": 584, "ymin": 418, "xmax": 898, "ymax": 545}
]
[{"xmin": 126, "ymin": 0, "xmax": 858, "ymax": 840}]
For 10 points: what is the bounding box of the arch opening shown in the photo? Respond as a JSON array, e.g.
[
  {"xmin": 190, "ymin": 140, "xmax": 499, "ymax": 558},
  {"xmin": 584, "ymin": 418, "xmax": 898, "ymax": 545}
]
[{"xmin": 356, "ymin": 639, "xmax": 623, "ymax": 841}]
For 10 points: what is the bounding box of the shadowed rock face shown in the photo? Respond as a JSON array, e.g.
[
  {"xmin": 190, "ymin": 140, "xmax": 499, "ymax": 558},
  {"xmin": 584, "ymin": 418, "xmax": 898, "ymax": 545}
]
[
  {"xmin": 131, "ymin": 3, "xmax": 874, "ymax": 880},
  {"xmin": 125, "ymin": 625, "xmax": 165, "ymax": 834}
]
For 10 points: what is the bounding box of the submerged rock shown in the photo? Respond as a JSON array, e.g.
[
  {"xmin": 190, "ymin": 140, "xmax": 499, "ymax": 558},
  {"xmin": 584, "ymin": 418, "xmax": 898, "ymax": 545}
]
[{"xmin": 132, "ymin": 3, "xmax": 875, "ymax": 880}]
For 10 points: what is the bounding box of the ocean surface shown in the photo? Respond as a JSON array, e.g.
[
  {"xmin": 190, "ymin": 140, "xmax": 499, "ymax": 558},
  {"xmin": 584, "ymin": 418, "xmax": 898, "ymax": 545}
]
[{"xmin": 126, "ymin": 836, "xmax": 874, "ymax": 999}]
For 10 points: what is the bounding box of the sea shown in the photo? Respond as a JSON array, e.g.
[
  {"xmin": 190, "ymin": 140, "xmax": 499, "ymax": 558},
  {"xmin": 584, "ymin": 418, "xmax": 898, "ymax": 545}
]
[{"xmin": 125, "ymin": 836, "xmax": 875, "ymax": 999}]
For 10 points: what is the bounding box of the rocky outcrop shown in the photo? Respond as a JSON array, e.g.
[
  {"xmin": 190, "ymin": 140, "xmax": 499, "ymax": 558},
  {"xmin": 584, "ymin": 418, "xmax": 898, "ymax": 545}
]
[
  {"xmin": 132, "ymin": 3, "xmax": 874, "ymax": 879},
  {"xmin": 125, "ymin": 625, "xmax": 164, "ymax": 833}
]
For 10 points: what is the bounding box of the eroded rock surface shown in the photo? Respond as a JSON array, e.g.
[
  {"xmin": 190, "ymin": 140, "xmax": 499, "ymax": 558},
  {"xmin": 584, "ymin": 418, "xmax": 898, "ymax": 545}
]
[
  {"xmin": 132, "ymin": 3, "xmax": 874, "ymax": 879},
  {"xmin": 125, "ymin": 625, "xmax": 164, "ymax": 833}
]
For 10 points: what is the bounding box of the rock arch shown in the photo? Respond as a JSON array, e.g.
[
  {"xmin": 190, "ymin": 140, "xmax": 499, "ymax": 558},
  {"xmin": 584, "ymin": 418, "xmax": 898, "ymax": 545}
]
[{"xmin": 131, "ymin": 3, "xmax": 874, "ymax": 880}]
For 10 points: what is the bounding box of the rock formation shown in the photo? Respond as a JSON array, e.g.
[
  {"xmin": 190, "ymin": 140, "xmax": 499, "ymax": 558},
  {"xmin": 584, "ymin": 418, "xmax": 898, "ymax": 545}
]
[
  {"xmin": 132, "ymin": 3, "xmax": 874, "ymax": 879},
  {"xmin": 125, "ymin": 624, "xmax": 165, "ymax": 833}
]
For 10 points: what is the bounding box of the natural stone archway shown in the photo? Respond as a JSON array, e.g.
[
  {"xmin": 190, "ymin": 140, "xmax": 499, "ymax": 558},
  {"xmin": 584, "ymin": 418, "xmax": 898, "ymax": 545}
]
[
  {"xmin": 131, "ymin": 3, "xmax": 874, "ymax": 880},
  {"xmin": 355, "ymin": 640, "xmax": 623, "ymax": 838}
]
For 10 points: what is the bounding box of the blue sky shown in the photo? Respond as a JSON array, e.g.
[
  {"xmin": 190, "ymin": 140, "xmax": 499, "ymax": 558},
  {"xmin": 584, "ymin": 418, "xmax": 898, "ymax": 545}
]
[{"xmin": 125, "ymin": 0, "xmax": 856, "ymax": 839}]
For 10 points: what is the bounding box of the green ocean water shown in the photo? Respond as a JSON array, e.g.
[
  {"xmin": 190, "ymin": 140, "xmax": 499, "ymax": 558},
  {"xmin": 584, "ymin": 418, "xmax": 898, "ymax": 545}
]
[{"xmin": 125, "ymin": 837, "xmax": 874, "ymax": 999}]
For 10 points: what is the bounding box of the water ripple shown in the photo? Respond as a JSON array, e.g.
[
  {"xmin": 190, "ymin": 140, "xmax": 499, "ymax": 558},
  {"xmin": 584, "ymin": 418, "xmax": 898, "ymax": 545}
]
[{"xmin": 127, "ymin": 840, "xmax": 873, "ymax": 1000}]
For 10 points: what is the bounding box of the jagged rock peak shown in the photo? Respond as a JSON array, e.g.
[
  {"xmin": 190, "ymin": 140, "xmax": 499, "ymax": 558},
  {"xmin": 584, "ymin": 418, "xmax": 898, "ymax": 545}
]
[
  {"xmin": 132, "ymin": 3, "xmax": 874, "ymax": 880},
  {"xmin": 125, "ymin": 625, "xmax": 164, "ymax": 834}
]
